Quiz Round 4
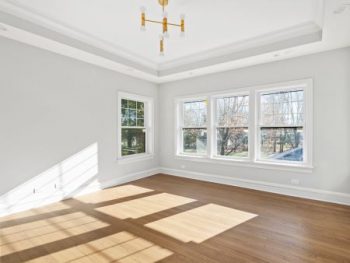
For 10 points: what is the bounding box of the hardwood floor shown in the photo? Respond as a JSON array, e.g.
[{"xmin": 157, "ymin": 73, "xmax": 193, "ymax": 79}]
[{"xmin": 1, "ymin": 174, "xmax": 350, "ymax": 262}]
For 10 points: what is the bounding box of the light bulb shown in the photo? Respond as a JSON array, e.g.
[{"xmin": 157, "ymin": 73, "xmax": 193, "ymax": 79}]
[
  {"xmin": 163, "ymin": 11, "xmax": 168, "ymax": 18},
  {"xmin": 140, "ymin": 6, "xmax": 146, "ymax": 13},
  {"xmin": 140, "ymin": 25, "xmax": 146, "ymax": 31},
  {"xmin": 180, "ymin": 31, "xmax": 185, "ymax": 38},
  {"xmin": 159, "ymin": 51, "xmax": 165, "ymax": 56},
  {"xmin": 180, "ymin": 14, "xmax": 186, "ymax": 20}
]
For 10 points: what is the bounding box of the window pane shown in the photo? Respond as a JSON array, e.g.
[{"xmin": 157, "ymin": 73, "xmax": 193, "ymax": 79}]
[
  {"xmin": 128, "ymin": 100, "xmax": 137, "ymax": 109},
  {"xmin": 122, "ymin": 99, "xmax": 128, "ymax": 108},
  {"xmin": 182, "ymin": 128, "xmax": 207, "ymax": 154},
  {"xmin": 128, "ymin": 109, "xmax": 136, "ymax": 126},
  {"xmin": 137, "ymin": 109, "xmax": 144, "ymax": 119},
  {"xmin": 216, "ymin": 95, "xmax": 249, "ymax": 127},
  {"xmin": 261, "ymin": 90, "xmax": 304, "ymax": 126},
  {"xmin": 121, "ymin": 99, "xmax": 144, "ymax": 127},
  {"xmin": 260, "ymin": 127, "xmax": 303, "ymax": 162},
  {"xmin": 183, "ymin": 100, "xmax": 207, "ymax": 127},
  {"xmin": 137, "ymin": 101, "xmax": 144, "ymax": 110},
  {"xmin": 122, "ymin": 128, "xmax": 146, "ymax": 156},
  {"xmin": 121, "ymin": 108, "xmax": 128, "ymax": 126},
  {"xmin": 137, "ymin": 119, "xmax": 144, "ymax": 127},
  {"xmin": 216, "ymin": 128, "xmax": 248, "ymax": 157}
]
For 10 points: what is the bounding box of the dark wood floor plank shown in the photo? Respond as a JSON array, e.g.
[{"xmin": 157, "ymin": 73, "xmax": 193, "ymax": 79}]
[{"xmin": 1, "ymin": 173, "xmax": 349, "ymax": 263}]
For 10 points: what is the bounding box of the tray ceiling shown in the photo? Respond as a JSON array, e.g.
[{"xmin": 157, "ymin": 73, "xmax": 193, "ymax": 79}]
[{"xmin": 0, "ymin": 0, "xmax": 349, "ymax": 83}]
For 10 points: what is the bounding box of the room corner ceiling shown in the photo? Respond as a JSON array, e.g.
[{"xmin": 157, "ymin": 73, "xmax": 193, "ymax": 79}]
[{"xmin": 0, "ymin": 0, "xmax": 349, "ymax": 83}]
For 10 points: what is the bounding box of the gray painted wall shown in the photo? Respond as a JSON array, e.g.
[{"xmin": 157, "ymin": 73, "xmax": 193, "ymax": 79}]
[
  {"xmin": 0, "ymin": 37, "xmax": 159, "ymax": 214},
  {"xmin": 159, "ymin": 47, "xmax": 350, "ymax": 194},
  {"xmin": 1, "ymin": 35, "xmax": 349, "ymax": 215}
]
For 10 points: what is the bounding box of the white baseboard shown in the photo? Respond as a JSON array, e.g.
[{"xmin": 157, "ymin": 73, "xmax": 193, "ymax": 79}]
[
  {"xmin": 2, "ymin": 166, "xmax": 348, "ymax": 217},
  {"xmin": 0, "ymin": 168, "xmax": 159, "ymax": 217},
  {"xmin": 159, "ymin": 167, "xmax": 350, "ymax": 206},
  {"xmin": 100, "ymin": 168, "xmax": 160, "ymax": 189}
]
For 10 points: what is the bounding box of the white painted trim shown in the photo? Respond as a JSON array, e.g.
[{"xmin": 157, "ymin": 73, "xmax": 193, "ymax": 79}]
[
  {"xmin": 0, "ymin": 168, "xmax": 159, "ymax": 217},
  {"xmin": 116, "ymin": 154, "xmax": 154, "ymax": 164},
  {"xmin": 174, "ymin": 79, "xmax": 314, "ymax": 171},
  {"xmin": 0, "ymin": 1, "xmax": 328, "ymax": 84},
  {"xmin": 0, "ymin": 0, "xmax": 157, "ymax": 69},
  {"xmin": 2, "ymin": 166, "xmax": 349, "ymax": 217},
  {"xmin": 117, "ymin": 92, "xmax": 154, "ymax": 161},
  {"xmin": 255, "ymin": 79, "xmax": 313, "ymax": 167},
  {"xmin": 159, "ymin": 167, "xmax": 350, "ymax": 206},
  {"xmin": 99, "ymin": 168, "xmax": 159, "ymax": 189},
  {"xmin": 158, "ymin": 22, "xmax": 322, "ymax": 72},
  {"xmin": 0, "ymin": 23, "xmax": 159, "ymax": 83},
  {"xmin": 1, "ymin": 0, "xmax": 323, "ymax": 73},
  {"xmin": 174, "ymin": 155, "xmax": 313, "ymax": 173}
]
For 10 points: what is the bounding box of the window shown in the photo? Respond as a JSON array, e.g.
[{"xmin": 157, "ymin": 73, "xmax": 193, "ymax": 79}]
[
  {"xmin": 214, "ymin": 94, "xmax": 249, "ymax": 158},
  {"xmin": 258, "ymin": 89, "xmax": 305, "ymax": 163},
  {"xmin": 118, "ymin": 93, "xmax": 153, "ymax": 160},
  {"xmin": 175, "ymin": 79, "xmax": 312, "ymax": 170},
  {"xmin": 180, "ymin": 100, "xmax": 208, "ymax": 155}
]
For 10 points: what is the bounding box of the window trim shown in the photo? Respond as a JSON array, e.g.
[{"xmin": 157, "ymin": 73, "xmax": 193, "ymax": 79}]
[
  {"xmin": 175, "ymin": 79, "xmax": 313, "ymax": 172},
  {"xmin": 176, "ymin": 96, "xmax": 209, "ymax": 157},
  {"xmin": 211, "ymin": 91, "xmax": 250, "ymax": 160},
  {"xmin": 117, "ymin": 92, "xmax": 154, "ymax": 163}
]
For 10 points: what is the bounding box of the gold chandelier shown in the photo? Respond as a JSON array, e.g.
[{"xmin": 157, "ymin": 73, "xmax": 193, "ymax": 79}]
[{"xmin": 140, "ymin": 0, "xmax": 185, "ymax": 56}]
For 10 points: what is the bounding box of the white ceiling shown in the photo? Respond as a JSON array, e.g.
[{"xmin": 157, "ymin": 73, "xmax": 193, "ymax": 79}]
[
  {"xmin": 1, "ymin": 0, "xmax": 319, "ymax": 63},
  {"xmin": 0, "ymin": 0, "xmax": 349, "ymax": 83}
]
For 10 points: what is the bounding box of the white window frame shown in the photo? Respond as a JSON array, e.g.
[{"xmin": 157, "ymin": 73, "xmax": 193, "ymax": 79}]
[
  {"xmin": 176, "ymin": 96, "xmax": 209, "ymax": 157},
  {"xmin": 175, "ymin": 79, "xmax": 313, "ymax": 172},
  {"xmin": 255, "ymin": 80, "xmax": 313, "ymax": 167},
  {"xmin": 117, "ymin": 92, "xmax": 154, "ymax": 163},
  {"xmin": 211, "ymin": 91, "xmax": 251, "ymax": 161}
]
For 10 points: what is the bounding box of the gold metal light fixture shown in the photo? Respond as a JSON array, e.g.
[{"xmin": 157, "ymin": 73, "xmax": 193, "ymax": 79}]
[{"xmin": 140, "ymin": 0, "xmax": 185, "ymax": 56}]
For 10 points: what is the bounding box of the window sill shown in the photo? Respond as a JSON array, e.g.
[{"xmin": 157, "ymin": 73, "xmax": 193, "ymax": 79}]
[
  {"xmin": 117, "ymin": 154, "xmax": 154, "ymax": 164},
  {"xmin": 175, "ymin": 154, "xmax": 313, "ymax": 173}
]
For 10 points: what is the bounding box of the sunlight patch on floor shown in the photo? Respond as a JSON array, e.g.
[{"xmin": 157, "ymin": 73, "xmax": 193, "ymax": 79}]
[
  {"xmin": 0, "ymin": 212, "xmax": 109, "ymax": 256},
  {"xmin": 146, "ymin": 204, "xmax": 257, "ymax": 243},
  {"xmin": 0, "ymin": 202, "xmax": 70, "ymax": 223},
  {"xmin": 25, "ymin": 231, "xmax": 173, "ymax": 263},
  {"xmin": 96, "ymin": 193, "xmax": 196, "ymax": 219},
  {"xmin": 76, "ymin": 185, "xmax": 154, "ymax": 204}
]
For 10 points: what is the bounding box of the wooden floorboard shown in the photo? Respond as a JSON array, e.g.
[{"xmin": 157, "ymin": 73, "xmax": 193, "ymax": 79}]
[{"xmin": 1, "ymin": 174, "xmax": 350, "ymax": 262}]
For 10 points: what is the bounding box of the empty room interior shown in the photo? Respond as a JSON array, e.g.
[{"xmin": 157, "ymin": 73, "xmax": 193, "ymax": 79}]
[{"xmin": 1, "ymin": 0, "xmax": 350, "ymax": 262}]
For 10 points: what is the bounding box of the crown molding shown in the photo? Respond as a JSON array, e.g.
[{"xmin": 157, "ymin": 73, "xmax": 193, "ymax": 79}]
[
  {"xmin": 0, "ymin": 22, "xmax": 160, "ymax": 83},
  {"xmin": 0, "ymin": 0, "xmax": 327, "ymax": 83},
  {"xmin": 158, "ymin": 21, "xmax": 322, "ymax": 75},
  {"xmin": 0, "ymin": 0, "xmax": 158, "ymax": 72}
]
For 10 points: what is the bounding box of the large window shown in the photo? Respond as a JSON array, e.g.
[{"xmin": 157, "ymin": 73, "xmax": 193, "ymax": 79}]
[
  {"xmin": 258, "ymin": 89, "xmax": 304, "ymax": 163},
  {"xmin": 176, "ymin": 79, "xmax": 312, "ymax": 169},
  {"xmin": 118, "ymin": 93, "xmax": 153, "ymax": 160},
  {"xmin": 214, "ymin": 94, "xmax": 249, "ymax": 158},
  {"xmin": 180, "ymin": 100, "xmax": 208, "ymax": 155}
]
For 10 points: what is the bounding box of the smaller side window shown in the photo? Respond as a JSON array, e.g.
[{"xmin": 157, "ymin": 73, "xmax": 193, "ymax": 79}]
[{"xmin": 118, "ymin": 93, "xmax": 153, "ymax": 160}]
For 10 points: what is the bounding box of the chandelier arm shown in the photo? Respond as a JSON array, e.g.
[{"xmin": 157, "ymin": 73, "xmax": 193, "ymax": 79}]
[
  {"xmin": 168, "ymin": 22, "xmax": 181, "ymax": 27},
  {"xmin": 145, "ymin": 19, "xmax": 181, "ymax": 27},
  {"xmin": 145, "ymin": 19, "xmax": 163, "ymax": 25}
]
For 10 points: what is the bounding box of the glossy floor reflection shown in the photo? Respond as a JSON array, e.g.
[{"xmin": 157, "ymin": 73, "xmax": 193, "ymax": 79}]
[
  {"xmin": 76, "ymin": 185, "xmax": 153, "ymax": 204},
  {"xmin": 0, "ymin": 212, "xmax": 109, "ymax": 256},
  {"xmin": 146, "ymin": 204, "xmax": 257, "ymax": 243},
  {"xmin": 2, "ymin": 174, "xmax": 342, "ymax": 262},
  {"xmin": 26, "ymin": 231, "xmax": 173, "ymax": 263},
  {"xmin": 96, "ymin": 193, "xmax": 196, "ymax": 219}
]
